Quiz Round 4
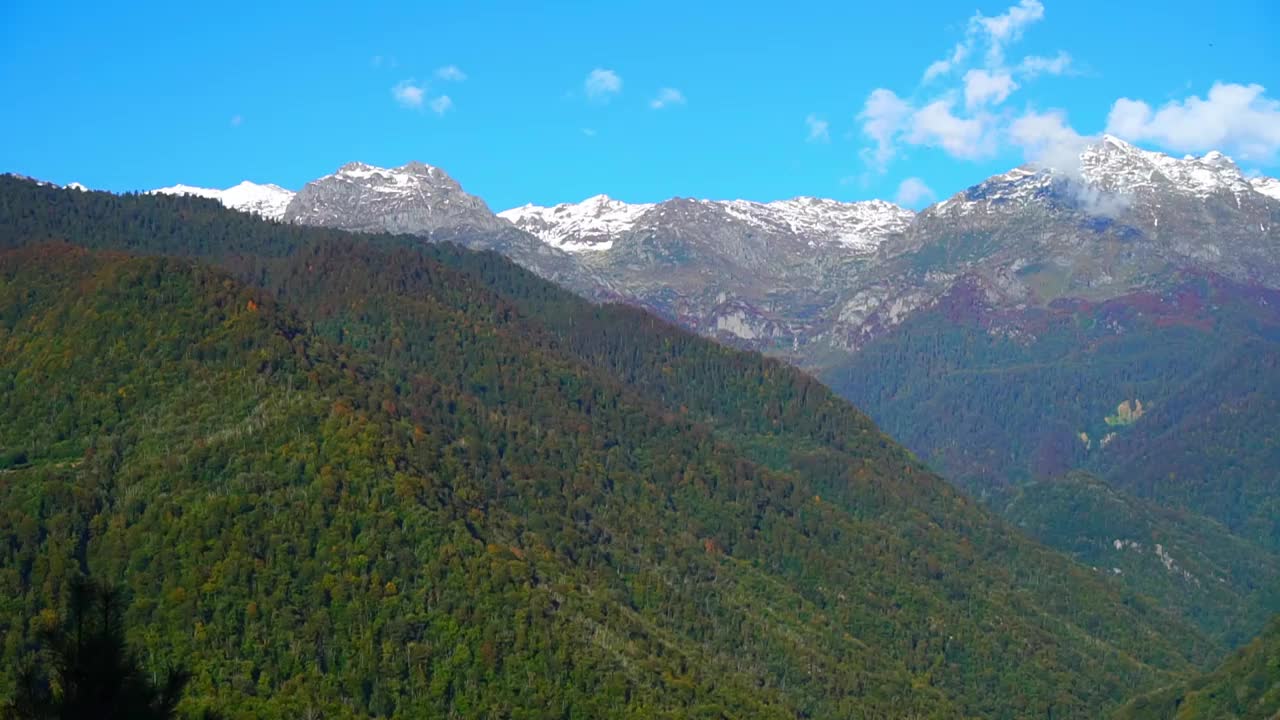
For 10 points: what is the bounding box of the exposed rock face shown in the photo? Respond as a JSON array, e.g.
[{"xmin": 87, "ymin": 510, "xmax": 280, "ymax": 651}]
[
  {"xmin": 284, "ymin": 162, "xmax": 507, "ymax": 235},
  {"xmin": 281, "ymin": 161, "xmax": 579, "ymax": 284}
]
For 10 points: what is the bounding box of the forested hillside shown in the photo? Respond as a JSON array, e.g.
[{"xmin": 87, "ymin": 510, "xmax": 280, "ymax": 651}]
[
  {"xmin": 826, "ymin": 275, "xmax": 1280, "ymax": 645},
  {"xmin": 1117, "ymin": 616, "xmax": 1280, "ymax": 720},
  {"xmin": 0, "ymin": 178, "xmax": 1223, "ymax": 717}
]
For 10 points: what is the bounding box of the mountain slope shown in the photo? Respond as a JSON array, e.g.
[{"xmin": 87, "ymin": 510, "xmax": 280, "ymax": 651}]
[
  {"xmin": 1117, "ymin": 616, "xmax": 1280, "ymax": 720},
  {"xmin": 994, "ymin": 473, "xmax": 1280, "ymax": 647},
  {"xmin": 0, "ymin": 177, "xmax": 1223, "ymax": 718}
]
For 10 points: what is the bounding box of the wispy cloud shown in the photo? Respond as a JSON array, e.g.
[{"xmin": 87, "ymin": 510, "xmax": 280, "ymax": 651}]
[
  {"xmin": 1018, "ymin": 51, "xmax": 1072, "ymax": 78},
  {"xmin": 429, "ymin": 95, "xmax": 454, "ymax": 115},
  {"xmin": 650, "ymin": 87, "xmax": 686, "ymax": 109},
  {"xmin": 858, "ymin": 88, "xmax": 911, "ymax": 170},
  {"xmin": 436, "ymin": 65, "xmax": 467, "ymax": 82},
  {"xmin": 585, "ymin": 68, "xmax": 622, "ymax": 101},
  {"xmin": 230, "ymin": 114, "xmax": 243, "ymax": 128},
  {"xmin": 371, "ymin": 55, "xmax": 398, "ymax": 69},
  {"xmin": 392, "ymin": 80, "xmax": 426, "ymax": 109},
  {"xmin": 393, "ymin": 79, "xmax": 453, "ymax": 115},
  {"xmin": 906, "ymin": 100, "xmax": 997, "ymax": 160},
  {"xmin": 963, "ymin": 69, "xmax": 1017, "ymax": 109},
  {"xmin": 805, "ymin": 114, "xmax": 830, "ymax": 143},
  {"xmin": 582, "ymin": 128, "xmax": 598, "ymax": 137},
  {"xmin": 895, "ymin": 177, "xmax": 936, "ymax": 207},
  {"xmin": 859, "ymin": 0, "xmax": 1065, "ymax": 171}
]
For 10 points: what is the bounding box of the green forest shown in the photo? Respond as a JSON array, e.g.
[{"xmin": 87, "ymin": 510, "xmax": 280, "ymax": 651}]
[
  {"xmin": 0, "ymin": 177, "xmax": 1270, "ymax": 717},
  {"xmin": 1118, "ymin": 616, "xmax": 1280, "ymax": 720}
]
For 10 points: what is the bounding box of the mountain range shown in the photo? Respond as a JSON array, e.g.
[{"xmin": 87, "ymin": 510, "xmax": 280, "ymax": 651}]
[
  {"xmin": 2, "ymin": 175, "xmax": 1246, "ymax": 718},
  {"xmin": 140, "ymin": 135, "xmax": 1280, "ymax": 657}
]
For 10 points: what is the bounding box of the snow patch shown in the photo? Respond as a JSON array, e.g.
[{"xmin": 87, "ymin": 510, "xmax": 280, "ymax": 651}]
[{"xmin": 151, "ymin": 181, "xmax": 295, "ymax": 220}]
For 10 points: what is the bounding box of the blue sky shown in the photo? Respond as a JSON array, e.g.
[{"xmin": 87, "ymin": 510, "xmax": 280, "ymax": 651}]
[{"xmin": 1, "ymin": 0, "xmax": 1277, "ymax": 210}]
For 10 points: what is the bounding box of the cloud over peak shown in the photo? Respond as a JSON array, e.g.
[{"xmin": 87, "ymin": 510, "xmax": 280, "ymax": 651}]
[{"xmin": 1106, "ymin": 82, "xmax": 1280, "ymax": 162}]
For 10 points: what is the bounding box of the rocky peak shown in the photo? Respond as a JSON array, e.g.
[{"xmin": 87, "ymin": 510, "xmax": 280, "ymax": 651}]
[{"xmin": 284, "ymin": 161, "xmax": 504, "ymax": 235}]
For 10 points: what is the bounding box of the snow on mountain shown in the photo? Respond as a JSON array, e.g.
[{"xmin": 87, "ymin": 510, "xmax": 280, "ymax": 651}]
[
  {"xmin": 151, "ymin": 181, "xmax": 294, "ymax": 220},
  {"xmin": 715, "ymin": 197, "xmax": 914, "ymax": 251},
  {"xmin": 1252, "ymin": 176, "xmax": 1280, "ymax": 202},
  {"xmin": 499, "ymin": 195, "xmax": 652, "ymax": 252},
  {"xmin": 65, "ymin": 182, "xmax": 87, "ymax": 191},
  {"xmin": 283, "ymin": 161, "xmax": 508, "ymax": 236},
  {"xmin": 500, "ymin": 195, "xmax": 913, "ymax": 254},
  {"xmin": 1079, "ymin": 135, "xmax": 1254, "ymax": 198},
  {"xmin": 934, "ymin": 135, "xmax": 1277, "ymax": 219}
]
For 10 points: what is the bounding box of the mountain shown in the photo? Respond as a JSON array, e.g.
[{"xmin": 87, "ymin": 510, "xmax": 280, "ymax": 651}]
[
  {"xmin": 126, "ymin": 141, "xmax": 1280, "ymax": 644},
  {"xmin": 1117, "ymin": 616, "xmax": 1280, "ymax": 720},
  {"xmin": 0, "ymin": 176, "xmax": 1226, "ymax": 718},
  {"xmin": 283, "ymin": 160, "xmax": 505, "ymax": 235},
  {"xmin": 500, "ymin": 194, "xmax": 913, "ymax": 255},
  {"xmin": 498, "ymin": 194, "xmax": 654, "ymax": 252},
  {"xmin": 1253, "ymin": 175, "xmax": 1280, "ymax": 201},
  {"xmin": 151, "ymin": 180, "xmax": 295, "ymax": 219}
]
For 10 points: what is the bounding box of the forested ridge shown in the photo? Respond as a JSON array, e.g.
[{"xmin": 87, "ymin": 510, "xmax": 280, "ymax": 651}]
[
  {"xmin": 828, "ymin": 274, "xmax": 1280, "ymax": 647},
  {"xmin": 1117, "ymin": 616, "xmax": 1280, "ymax": 720},
  {"xmin": 0, "ymin": 177, "xmax": 1231, "ymax": 717}
]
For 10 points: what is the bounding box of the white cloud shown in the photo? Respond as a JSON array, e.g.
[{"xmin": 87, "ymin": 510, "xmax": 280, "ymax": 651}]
[
  {"xmin": 436, "ymin": 65, "xmax": 467, "ymax": 82},
  {"xmin": 1018, "ymin": 51, "xmax": 1072, "ymax": 78},
  {"xmin": 805, "ymin": 114, "xmax": 830, "ymax": 143},
  {"xmin": 1106, "ymin": 82, "xmax": 1280, "ymax": 162},
  {"xmin": 429, "ymin": 95, "xmax": 454, "ymax": 115},
  {"xmin": 230, "ymin": 114, "xmax": 243, "ymax": 127},
  {"xmin": 895, "ymin": 177, "xmax": 936, "ymax": 207},
  {"xmin": 392, "ymin": 80, "xmax": 426, "ymax": 108},
  {"xmin": 907, "ymin": 100, "xmax": 995, "ymax": 160},
  {"xmin": 1010, "ymin": 108, "xmax": 1130, "ymax": 216},
  {"xmin": 963, "ymin": 69, "xmax": 1018, "ymax": 109},
  {"xmin": 1009, "ymin": 108, "xmax": 1088, "ymax": 171},
  {"xmin": 582, "ymin": 128, "xmax": 597, "ymax": 137},
  {"xmin": 858, "ymin": 88, "xmax": 912, "ymax": 169},
  {"xmin": 392, "ymin": 80, "xmax": 453, "ymax": 115},
  {"xmin": 585, "ymin": 68, "xmax": 622, "ymax": 101},
  {"xmin": 865, "ymin": 0, "xmax": 1073, "ymax": 173},
  {"xmin": 975, "ymin": 0, "xmax": 1045, "ymax": 66},
  {"xmin": 650, "ymin": 87, "xmax": 686, "ymax": 109},
  {"xmin": 921, "ymin": 0, "xmax": 1048, "ymax": 82},
  {"xmin": 923, "ymin": 43, "xmax": 970, "ymax": 83}
]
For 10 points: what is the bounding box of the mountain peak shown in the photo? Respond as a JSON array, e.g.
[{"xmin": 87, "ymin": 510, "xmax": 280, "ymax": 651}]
[
  {"xmin": 285, "ymin": 160, "xmax": 502, "ymax": 235},
  {"xmin": 150, "ymin": 181, "xmax": 294, "ymax": 219}
]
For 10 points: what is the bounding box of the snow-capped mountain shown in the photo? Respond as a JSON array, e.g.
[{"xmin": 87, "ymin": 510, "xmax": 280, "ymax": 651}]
[
  {"xmin": 499, "ymin": 195, "xmax": 653, "ymax": 252},
  {"xmin": 1079, "ymin": 135, "xmax": 1258, "ymax": 198},
  {"xmin": 151, "ymin": 181, "xmax": 294, "ymax": 220},
  {"xmin": 713, "ymin": 197, "xmax": 914, "ymax": 252},
  {"xmin": 500, "ymin": 195, "xmax": 913, "ymax": 255},
  {"xmin": 283, "ymin": 161, "xmax": 507, "ymax": 235},
  {"xmin": 1253, "ymin": 176, "xmax": 1280, "ymax": 201},
  {"xmin": 135, "ymin": 137, "xmax": 1279, "ymax": 360}
]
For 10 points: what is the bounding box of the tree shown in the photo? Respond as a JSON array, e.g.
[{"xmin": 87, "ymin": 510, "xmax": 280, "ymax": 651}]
[{"xmin": 4, "ymin": 578, "xmax": 205, "ymax": 720}]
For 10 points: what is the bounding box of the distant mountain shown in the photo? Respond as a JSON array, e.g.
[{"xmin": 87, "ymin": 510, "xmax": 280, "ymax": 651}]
[
  {"xmin": 151, "ymin": 180, "xmax": 294, "ymax": 219},
  {"xmin": 500, "ymin": 194, "xmax": 913, "ymax": 255}
]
